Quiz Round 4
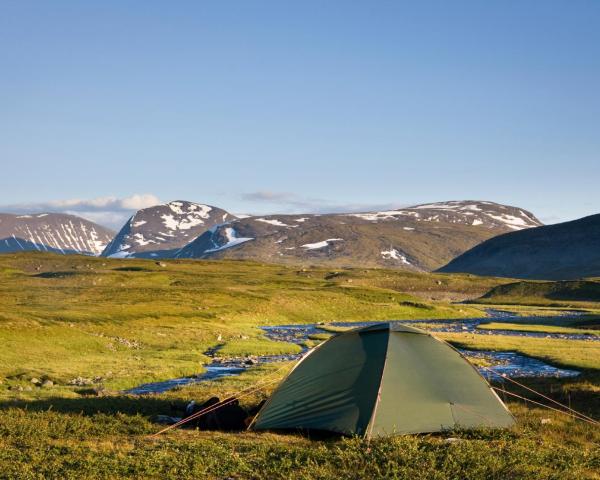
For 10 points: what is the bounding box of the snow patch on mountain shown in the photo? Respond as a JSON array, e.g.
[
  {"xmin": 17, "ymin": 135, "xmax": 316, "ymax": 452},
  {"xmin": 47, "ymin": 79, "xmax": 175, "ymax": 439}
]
[
  {"xmin": 381, "ymin": 248, "xmax": 411, "ymax": 264},
  {"xmin": 255, "ymin": 218, "xmax": 292, "ymax": 227},
  {"xmin": 159, "ymin": 202, "xmax": 218, "ymax": 231},
  {"xmin": 101, "ymin": 201, "xmax": 235, "ymax": 258},
  {"xmin": 301, "ymin": 238, "xmax": 344, "ymax": 250},
  {"xmin": 204, "ymin": 228, "xmax": 254, "ymax": 253},
  {"xmin": 486, "ymin": 213, "xmax": 532, "ymax": 230},
  {"xmin": 0, "ymin": 213, "xmax": 114, "ymax": 255},
  {"xmin": 132, "ymin": 233, "xmax": 155, "ymax": 246},
  {"xmin": 346, "ymin": 201, "xmax": 541, "ymax": 231}
]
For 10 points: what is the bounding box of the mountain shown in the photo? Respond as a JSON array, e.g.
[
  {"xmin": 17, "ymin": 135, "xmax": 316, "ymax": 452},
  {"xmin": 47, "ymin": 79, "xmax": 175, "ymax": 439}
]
[
  {"xmin": 101, "ymin": 201, "xmax": 235, "ymax": 258},
  {"xmin": 0, "ymin": 213, "xmax": 113, "ymax": 255},
  {"xmin": 438, "ymin": 214, "xmax": 600, "ymax": 280},
  {"xmin": 175, "ymin": 201, "xmax": 542, "ymax": 270}
]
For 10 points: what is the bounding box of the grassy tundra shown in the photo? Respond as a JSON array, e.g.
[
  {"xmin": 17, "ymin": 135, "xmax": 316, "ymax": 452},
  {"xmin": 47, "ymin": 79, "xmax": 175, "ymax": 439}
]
[{"xmin": 0, "ymin": 252, "xmax": 598, "ymax": 479}]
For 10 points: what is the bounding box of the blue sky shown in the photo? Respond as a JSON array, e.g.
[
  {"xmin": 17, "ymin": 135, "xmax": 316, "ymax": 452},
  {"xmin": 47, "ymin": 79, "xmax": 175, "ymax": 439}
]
[{"xmin": 1, "ymin": 1, "xmax": 599, "ymax": 229}]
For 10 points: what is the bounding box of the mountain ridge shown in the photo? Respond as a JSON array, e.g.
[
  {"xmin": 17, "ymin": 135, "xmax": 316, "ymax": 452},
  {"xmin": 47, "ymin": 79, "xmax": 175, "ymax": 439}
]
[
  {"xmin": 101, "ymin": 200, "xmax": 235, "ymax": 258},
  {"xmin": 438, "ymin": 213, "xmax": 600, "ymax": 279},
  {"xmin": 0, "ymin": 199, "xmax": 545, "ymax": 271},
  {"xmin": 0, "ymin": 213, "xmax": 114, "ymax": 256},
  {"xmin": 174, "ymin": 200, "xmax": 542, "ymax": 270}
]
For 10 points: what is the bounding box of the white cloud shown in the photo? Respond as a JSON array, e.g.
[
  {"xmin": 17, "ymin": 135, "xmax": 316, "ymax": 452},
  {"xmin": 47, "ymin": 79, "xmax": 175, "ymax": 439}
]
[
  {"xmin": 0, "ymin": 194, "xmax": 162, "ymax": 230},
  {"xmin": 120, "ymin": 194, "xmax": 162, "ymax": 210},
  {"xmin": 241, "ymin": 191, "xmax": 297, "ymax": 202},
  {"xmin": 30, "ymin": 194, "xmax": 161, "ymax": 212},
  {"xmin": 240, "ymin": 191, "xmax": 405, "ymax": 215}
]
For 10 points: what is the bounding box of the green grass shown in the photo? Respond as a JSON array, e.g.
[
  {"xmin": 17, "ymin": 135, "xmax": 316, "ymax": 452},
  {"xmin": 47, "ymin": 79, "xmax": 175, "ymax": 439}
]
[
  {"xmin": 440, "ymin": 333, "xmax": 600, "ymax": 371},
  {"xmin": 473, "ymin": 279, "xmax": 600, "ymax": 308},
  {"xmin": 0, "ymin": 365, "xmax": 598, "ymax": 480},
  {"xmin": 478, "ymin": 322, "xmax": 600, "ymax": 336},
  {"xmin": 0, "ymin": 252, "xmax": 491, "ymax": 391},
  {"xmin": 0, "ymin": 252, "xmax": 599, "ymax": 479}
]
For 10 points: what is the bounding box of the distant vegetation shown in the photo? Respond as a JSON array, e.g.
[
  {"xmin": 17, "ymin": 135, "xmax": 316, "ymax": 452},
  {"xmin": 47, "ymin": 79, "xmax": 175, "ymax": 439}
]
[{"xmin": 474, "ymin": 280, "xmax": 600, "ymax": 307}]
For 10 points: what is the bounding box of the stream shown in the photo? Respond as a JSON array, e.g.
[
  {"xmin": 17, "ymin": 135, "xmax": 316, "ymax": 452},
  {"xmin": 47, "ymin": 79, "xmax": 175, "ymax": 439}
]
[{"xmin": 125, "ymin": 310, "xmax": 590, "ymax": 395}]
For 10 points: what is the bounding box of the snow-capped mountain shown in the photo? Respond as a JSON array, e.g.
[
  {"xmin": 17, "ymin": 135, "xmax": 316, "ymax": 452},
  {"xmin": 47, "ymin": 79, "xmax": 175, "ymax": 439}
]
[
  {"xmin": 348, "ymin": 201, "xmax": 542, "ymax": 230},
  {"xmin": 101, "ymin": 201, "xmax": 235, "ymax": 258},
  {"xmin": 0, "ymin": 200, "xmax": 544, "ymax": 268},
  {"xmin": 175, "ymin": 201, "xmax": 542, "ymax": 270},
  {"xmin": 0, "ymin": 213, "xmax": 114, "ymax": 255}
]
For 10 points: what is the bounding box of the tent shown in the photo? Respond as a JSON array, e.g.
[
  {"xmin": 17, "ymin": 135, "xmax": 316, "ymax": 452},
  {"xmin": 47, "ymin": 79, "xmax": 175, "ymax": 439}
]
[{"xmin": 250, "ymin": 323, "xmax": 515, "ymax": 437}]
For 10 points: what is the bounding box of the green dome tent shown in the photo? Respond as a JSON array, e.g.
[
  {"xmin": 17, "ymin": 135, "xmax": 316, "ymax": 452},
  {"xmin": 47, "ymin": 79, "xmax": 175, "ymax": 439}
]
[{"xmin": 251, "ymin": 323, "xmax": 514, "ymax": 437}]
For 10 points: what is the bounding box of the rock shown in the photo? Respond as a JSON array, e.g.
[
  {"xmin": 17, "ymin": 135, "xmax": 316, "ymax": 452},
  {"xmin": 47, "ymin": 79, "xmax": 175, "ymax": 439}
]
[
  {"xmin": 155, "ymin": 415, "xmax": 182, "ymax": 425},
  {"xmin": 68, "ymin": 377, "xmax": 94, "ymax": 386},
  {"xmin": 436, "ymin": 280, "xmax": 443, "ymax": 285},
  {"xmin": 41, "ymin": 380, "xmax": 54, "ymax": 388},
  {"xmin": 244, "ymin": 357, "xmax": 259, "ymax": 365},
  {"xmin": 541, "ymin": 418, "xmax": 552, "ymax": 425},
  {"xmin": 444, "ymin": 437, "xmax": 463, "ymax": 444},
  {"xmin": 30, "ymin": 377, "xmax": 41, "ymax": 385},
  {"xmin": 92, "ymin": 386, "xmax": 111, "ymax": 396},
  {"xmin": 24, "ymin": 386, "xmax": 33, "ymax": 392},
  {"xmin": 156, "ymin": 262, "xmax": 167, "ymax": 267}
]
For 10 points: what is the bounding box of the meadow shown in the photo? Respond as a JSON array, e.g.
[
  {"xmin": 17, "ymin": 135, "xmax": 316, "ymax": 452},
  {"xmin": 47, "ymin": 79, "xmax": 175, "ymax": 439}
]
[{"xmin": 0, "ymin": 252, "xmax": 598, "ymax": 479}]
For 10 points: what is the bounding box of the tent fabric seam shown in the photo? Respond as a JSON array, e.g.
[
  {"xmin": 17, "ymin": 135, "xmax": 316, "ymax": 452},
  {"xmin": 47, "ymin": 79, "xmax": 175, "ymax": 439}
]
[{"xmin": 364, "ymin": 330, "xmax": 391, "ymax": 439}]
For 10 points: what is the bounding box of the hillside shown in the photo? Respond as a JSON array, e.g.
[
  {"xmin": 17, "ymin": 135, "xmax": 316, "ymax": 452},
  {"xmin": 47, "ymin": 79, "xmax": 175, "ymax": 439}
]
[
  {"xmin": 439, "ymin": 214, "xmax": 600, "ymax": 280},
  {"xmin": 0, "ymin": 213, "xmax": 114, "ymax": 255},
  {"xmin": 101, "ymin": 201, "xmax": 235, "ymax": 258},
  {"xmin": 175, "ymin": 200, "xmax": 542, "ymax": 270},
  {"xmin": 473, "ymin": 279, "xmax": 600, "ymax": 306}
]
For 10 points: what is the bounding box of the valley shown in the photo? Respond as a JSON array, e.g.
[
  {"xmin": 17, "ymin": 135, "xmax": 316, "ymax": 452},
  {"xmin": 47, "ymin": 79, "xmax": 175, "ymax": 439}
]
[{"xmin": 0, "ymin": 253, "xmax": 598, "ymax": 478}]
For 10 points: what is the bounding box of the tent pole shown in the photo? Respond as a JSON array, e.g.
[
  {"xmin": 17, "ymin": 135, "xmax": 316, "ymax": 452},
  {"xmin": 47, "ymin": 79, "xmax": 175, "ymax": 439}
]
[{"xmin": 365, "ymin": 332, "xmax": 390, "ymax": 442}]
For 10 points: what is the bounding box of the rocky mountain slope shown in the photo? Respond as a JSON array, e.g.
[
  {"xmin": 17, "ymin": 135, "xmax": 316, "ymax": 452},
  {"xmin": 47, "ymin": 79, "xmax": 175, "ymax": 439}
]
[
  {"xmin": 438, "ymin": 214, "xmax": 600, "ymax": 280},
  {"xmin": 101, "ymin": 201, "xmax": 235, "ymax": 258},
  {"xmin": 0, "ymin": 213, "xmax": 113, "ymax": 255},
  {"xmin": 175, "ymin": 201, "xmax": 542, "ymax": 270}
]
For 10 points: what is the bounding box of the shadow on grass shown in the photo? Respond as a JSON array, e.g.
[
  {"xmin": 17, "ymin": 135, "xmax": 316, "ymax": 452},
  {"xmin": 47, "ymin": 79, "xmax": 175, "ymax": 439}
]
[
  {"xmin": 0, "ymin": 394, "xmax": 185, "ymax": 418},
  {"xmin": 0, "ymin": 375, "xmax": 597, "ymax": 435},
  {"xmin": 33, "ymin": 271, "xmax": 83, "ymax": 278},
  {"xmin": 112, "ymin": 266, "xmax": 155, "ymax": 272}
]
